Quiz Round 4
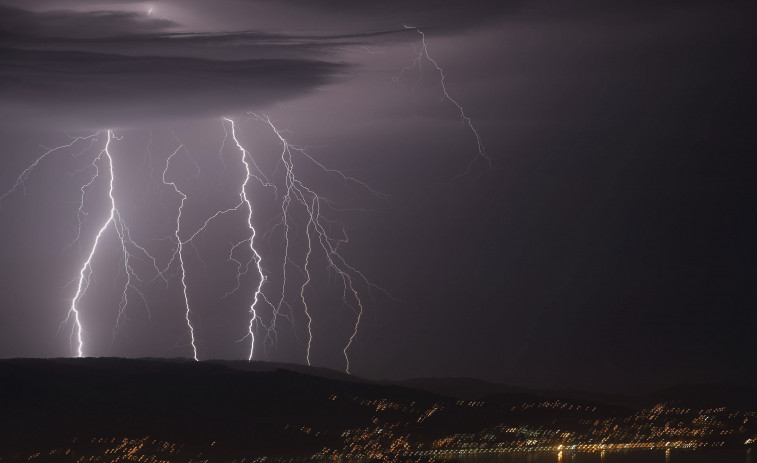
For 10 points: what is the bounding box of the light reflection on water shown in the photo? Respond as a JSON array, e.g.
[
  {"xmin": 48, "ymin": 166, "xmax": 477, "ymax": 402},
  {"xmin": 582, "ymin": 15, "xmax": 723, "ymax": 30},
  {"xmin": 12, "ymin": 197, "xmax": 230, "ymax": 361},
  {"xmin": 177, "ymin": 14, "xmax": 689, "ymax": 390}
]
[{"xmin": 443, "ymin": 448, "xmax": 752, "ymax": 463}]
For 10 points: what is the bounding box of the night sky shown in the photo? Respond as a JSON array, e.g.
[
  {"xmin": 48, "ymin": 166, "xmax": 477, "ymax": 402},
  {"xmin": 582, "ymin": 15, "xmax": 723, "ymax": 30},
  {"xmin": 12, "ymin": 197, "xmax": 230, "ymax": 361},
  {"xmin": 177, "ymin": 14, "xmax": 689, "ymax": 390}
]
[{"xmin": 0, "ymin": 0, "xmax": 755, "ymax": 394}]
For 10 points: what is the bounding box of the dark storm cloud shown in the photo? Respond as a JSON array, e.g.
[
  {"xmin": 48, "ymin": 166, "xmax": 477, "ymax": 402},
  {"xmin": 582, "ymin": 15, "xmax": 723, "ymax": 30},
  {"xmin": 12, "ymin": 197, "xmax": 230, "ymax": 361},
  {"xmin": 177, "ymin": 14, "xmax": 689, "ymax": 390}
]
[
  {"xmin": 0, "ymin": 47, "xmax": 346, "ymax": 128},
  {"xmin": 0, "ymin": 5, "xmax": 177, "ymax": 39},
  {"xmin": 0, "ymin": 5, "xmax": 354, "ymax": 128},
  {"xmin": 0, "ymin": 0, "xmax": 532, "ymax": 130},
  {"xmin": 0, "ymin": 4, "xmax": 392, "ymax": 54}
]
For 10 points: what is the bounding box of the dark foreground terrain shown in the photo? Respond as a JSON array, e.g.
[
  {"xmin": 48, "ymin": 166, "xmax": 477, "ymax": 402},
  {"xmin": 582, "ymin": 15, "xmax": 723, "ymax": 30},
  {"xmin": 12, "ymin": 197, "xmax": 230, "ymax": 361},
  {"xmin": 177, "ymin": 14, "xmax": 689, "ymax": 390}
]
[{"xmin": 1, "ymin": 358, "xmax": 756, "ymax": 462}]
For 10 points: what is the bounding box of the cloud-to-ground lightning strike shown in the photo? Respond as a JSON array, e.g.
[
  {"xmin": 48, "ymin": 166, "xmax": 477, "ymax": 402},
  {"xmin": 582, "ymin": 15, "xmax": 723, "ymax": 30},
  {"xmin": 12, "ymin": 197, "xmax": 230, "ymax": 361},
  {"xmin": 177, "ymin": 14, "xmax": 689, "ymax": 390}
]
[
  {"xmin": 2, "ymin": 131, "xmax": 164, "ymax": 357},
  {"xmin": 160, "ymin": 144, "xmax": 199, "ymax": 361},
  {"xmin": 224, "ymin": 117, "xmax": 272, "ymax": 362},
  {"xmin": 160, "ymin": 115, "xmax": 384, "ymax": 370},
  {"xmin": 402, "ymin": 26, "xmax": 491, "ymax": 175},
  {"xmin": 248, "ymin": 113, "xmax": 386, "ymax": 372},
  {"xmin": 147, "ymin": 118, "xmax": 277, "ymax": 362},
  {"xmin": 0, "ymin": 132, "xmax": 106, "ymax": 356},
  {"xmin": 63, "ymin": 131, "xmax": 159, "ymax": 357},
  {"xmin": 66, "ymin": 131, "xmax": 118, "ymax": 357},
  {"xmin": 204, "ymin": 115, "xmax": 383, "ymax": 371}
]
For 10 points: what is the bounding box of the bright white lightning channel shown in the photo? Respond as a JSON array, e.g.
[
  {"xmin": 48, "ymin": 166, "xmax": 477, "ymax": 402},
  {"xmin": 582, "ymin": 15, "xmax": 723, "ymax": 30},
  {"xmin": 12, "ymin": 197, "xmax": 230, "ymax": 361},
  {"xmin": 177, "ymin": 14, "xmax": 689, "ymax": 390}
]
[
  {"xmin": 246, "ymin": 113, "xmax": 387, "ymax": 373},
  {"xmin": 66, "ymin": 131, "xmax": 118, "ymax": 357},
  {"xmin": 184, "ymin": 116, "xmax": 385, "ymax": 371},
  {"xmin": 224, "ymin": 117, "xmax": 272, "ymax": 362},
  {"xmin": 64, "ymin": 130, "xmax": 158, "ymax": 357},
  {"xmin": 0, "ymin": 131, "xmax": 163, "ymax": 357},
  {"xmin": 160, "ymin": 143, "xmax": 199, "ymax": 361}
]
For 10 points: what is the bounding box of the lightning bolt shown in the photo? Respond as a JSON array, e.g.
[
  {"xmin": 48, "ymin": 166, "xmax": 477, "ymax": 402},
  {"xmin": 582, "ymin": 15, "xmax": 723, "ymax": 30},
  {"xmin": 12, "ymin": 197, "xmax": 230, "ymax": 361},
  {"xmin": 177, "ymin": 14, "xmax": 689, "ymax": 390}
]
[
  {"xmin": 223, "ymin": 117, "xmax": 272, "ymax": 361},
  {"xmin": 160, "ymin": 119, "xmax": 274, "ymax": 361},
  {"xmin": 300, "ymin": 199, "xmax": 315, "ymax": 366},
  {"xmin": 160, "ymin": 143, "xmax": 199, "ymax": 361},
  {"xmin": 64, "ymin": 130, "xmax": 157, "ymax": 357},
  {"xmin": 402, "ymin": 26, "xmax": 491, "ymax": 175},
  {"xmin": 247, "ymin": 113, "xmax": 387, "ymax": 373},
  {"xmin": 1, "ymin": 130, "xmax": 166, "ymax": 357},
  {"xmin": 176, "ymin": 115, "xmax": 385, "ymax": 371}
]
